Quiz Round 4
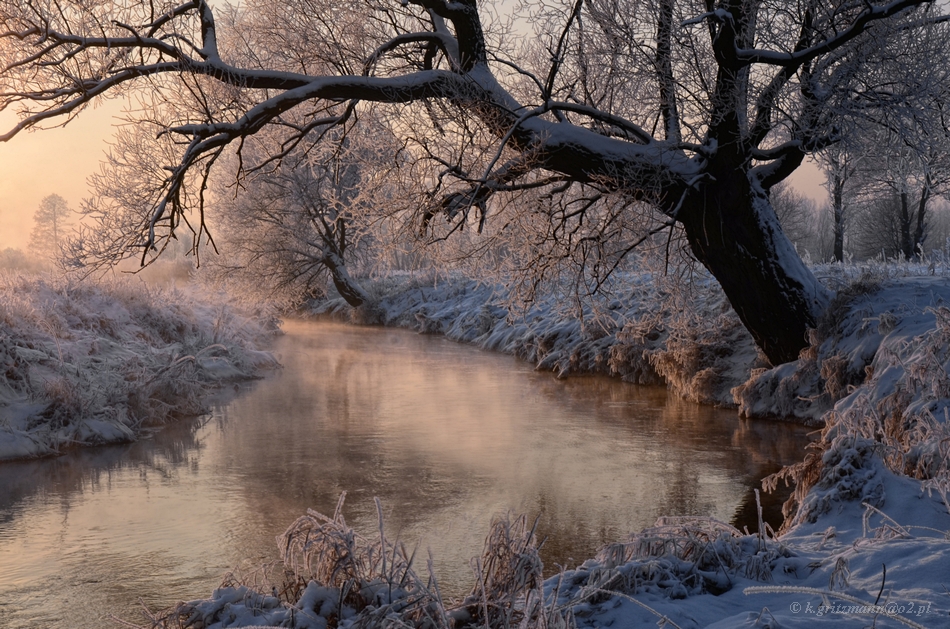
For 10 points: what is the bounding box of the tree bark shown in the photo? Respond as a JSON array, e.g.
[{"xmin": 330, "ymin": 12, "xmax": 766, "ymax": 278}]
[
  {"xmin": 679, "ymin": 165, "xmax": 831, "ymax": 365},
  {"xmin": 323, "ymin": 250, "xmax": 370, "ymax": 308}
]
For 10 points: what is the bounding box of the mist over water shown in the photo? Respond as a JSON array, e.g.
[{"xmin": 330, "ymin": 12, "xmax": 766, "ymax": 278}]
[{"xmin": 0, "ymin": 320, "xmax": 810, "ymax": 628}]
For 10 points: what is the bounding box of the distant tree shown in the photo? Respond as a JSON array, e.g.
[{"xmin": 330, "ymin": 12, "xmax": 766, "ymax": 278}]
[
  {"xmin": 813, "ymin": 204, "xmax": 837, "ymax": 262},
  {"xmin": 770, "ymin": 182, "xmax": 819, "ymax": 258},
  {"xmin": 204, "ymin": 119, "xmax": 403, "ymax": 308},
  {"xmin": 818, "ymin": 146, "xmax": 863, "ymax": 263},
  {"xmin": 826, "ymin": 28, "xmax": 950, "ymax": 261},
  {"xmin": 209, "ymin": 155, "xmax": 371, "ymax": 307},
  {"xmin": 925, "ymin": 200, "xmax": 950, "ymax": 255},
  {"xmin": 851, "ymin": 193, "xmax": 901, "ymax": 259},
  {"xmin": 0, "ymin": 247, "xmax": 44, "ymax": 272},
  {"xmin": 851, "ymin": 121, "xmax": 950, "ymax": 260},
  {"xmin": 28, "ymin": 194, "xmax": 71, "ymax": 262}
]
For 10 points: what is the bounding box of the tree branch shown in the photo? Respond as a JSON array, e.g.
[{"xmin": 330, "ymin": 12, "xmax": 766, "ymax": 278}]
[
  {"xmin": 736, "ymin": 0, "xmax": 940, "ymax": 68},
  {"xmin": 655, "ymin": 0, "xmax": 681, "ymax": 143}
]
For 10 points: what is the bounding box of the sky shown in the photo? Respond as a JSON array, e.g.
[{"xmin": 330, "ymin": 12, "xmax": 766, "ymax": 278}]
[{"xmin": 0, "ymin": 102, "xmax": 124, "ymax": 250}]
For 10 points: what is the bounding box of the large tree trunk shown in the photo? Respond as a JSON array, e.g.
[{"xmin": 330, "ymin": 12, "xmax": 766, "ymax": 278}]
[{"xmin": 679, "ymin": 167, "xmax": 831, "ymax": 366}]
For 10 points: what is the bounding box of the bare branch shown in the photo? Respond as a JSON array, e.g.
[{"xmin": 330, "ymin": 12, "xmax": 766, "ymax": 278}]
[{"xmin": 655, "ymin": 0, "xmax": 681, "ymax": 143}]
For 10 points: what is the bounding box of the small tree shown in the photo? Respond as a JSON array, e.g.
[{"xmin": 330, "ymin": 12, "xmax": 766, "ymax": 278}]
[
  {"xmin": 28, "ymin": 194, "xmax": 71, "ymax": 262},
  {"xmin": 206, "ymin": 144, "xmax": 388, "ymax": 308},
  {"xmin": 195, "ymin": 105, "xmax": 407, "ymax": 307}
]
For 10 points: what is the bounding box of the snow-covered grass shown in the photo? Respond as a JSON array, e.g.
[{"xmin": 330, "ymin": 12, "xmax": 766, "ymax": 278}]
[
  {"xmin": 739, "ymin": 264, "xmax": 950, "ymax": 529},
  {"xmin": 315, "ymin": 269, "xmax": 763, "ymax": 408},
  {"xmin": 151, "ymin": 494, "xmax": 560, "ymax": 629},
  {"xmin": 0, "ymin": 272, "xmax": 279, "ymax": 461},
  {"xmin": 128, "ymin": 260, "xmax": 950, "ymax": 628}
]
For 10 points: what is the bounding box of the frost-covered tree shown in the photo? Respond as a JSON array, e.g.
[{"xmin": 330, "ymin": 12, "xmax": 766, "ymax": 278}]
[
  {"xmin": 206, "ymin": 131, "xmax": 399, "ymax": 308},
  {"xmin": 858, "ymin": 130, "xmax": 950, "ymax": 259},
  {"xmin": 851, "ymin": 192, "xmax": 906, "ymax": 258},
  {"xmin": 818, "ymin": 20, "xmax": 950, "ymax": 262},
  {"xmin": 2, "ymin": 0, "xmax": 950, "ymax": 364},
  {"xmin": 28, "ymin": 193, "xmax": 71, "ymax": 262},
  {"xmin": 816, "ymin": 113, "xmax": 950, "ymax": 262}
]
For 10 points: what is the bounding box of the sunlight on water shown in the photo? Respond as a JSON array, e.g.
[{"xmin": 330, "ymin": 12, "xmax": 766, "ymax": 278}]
[{"xmin": 0, "ymin": 320, "xmax": 810, "ymax": 628}]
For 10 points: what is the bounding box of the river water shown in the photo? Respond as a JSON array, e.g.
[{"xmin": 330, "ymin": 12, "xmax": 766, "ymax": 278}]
[{"xmin": 0, "ymin": 320, "xmax": 810, "ymax": 628}]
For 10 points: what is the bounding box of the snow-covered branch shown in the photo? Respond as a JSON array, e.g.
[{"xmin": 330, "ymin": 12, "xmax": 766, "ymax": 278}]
[{"xmin": 734, "ymin": 0, "xmax": 941, "ymax": 68}]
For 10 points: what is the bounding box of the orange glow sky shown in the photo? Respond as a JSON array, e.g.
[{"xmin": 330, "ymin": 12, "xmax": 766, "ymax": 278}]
[
  {"xmin": 0, "ymin": 103, "xmax": 828, "ymax": 252},
  {"xmin": 0, "ymin": 102, "xmax": 122, "ymax": 250}
]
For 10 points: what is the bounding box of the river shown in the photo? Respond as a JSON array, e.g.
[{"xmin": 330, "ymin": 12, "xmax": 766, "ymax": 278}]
[{"xmin": 0, "ymin": 320, "xmax": 810, "ymax": 628}]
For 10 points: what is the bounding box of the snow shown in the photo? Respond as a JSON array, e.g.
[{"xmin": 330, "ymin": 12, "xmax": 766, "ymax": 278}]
[{"xmin": 0, "ymin": 272, "xmax": 280, "ymax": 461}]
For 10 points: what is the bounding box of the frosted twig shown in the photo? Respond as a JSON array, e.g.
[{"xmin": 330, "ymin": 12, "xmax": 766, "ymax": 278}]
[{"xmin": 862, "ymin": 502, "xmax": 912, "ymax": 539}]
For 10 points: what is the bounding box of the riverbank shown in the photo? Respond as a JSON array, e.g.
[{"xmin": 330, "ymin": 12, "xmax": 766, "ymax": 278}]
[
  {"xmin": 313, "ymin": 262, "xmax": 950, "ymax": 424},
  {"xmin": 313, "ymin": 268, "xmax": 760, "ymax": 409},
  {"xmin": 0, "ymin": 273, "xmax": 279, "ymax": 461}
]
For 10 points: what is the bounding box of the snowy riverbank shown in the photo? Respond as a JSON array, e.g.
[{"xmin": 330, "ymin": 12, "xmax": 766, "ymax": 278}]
[
  {"xmin": 0, "ymin": 273, "xmax": 279, "ymax": 461},
  {"xmin": 314, "ymin": 269, "xmax": 761, "ymax": 408},
  {"xmin": 155, "ymin": 263, "xmax": 950, "ymax": 628}
]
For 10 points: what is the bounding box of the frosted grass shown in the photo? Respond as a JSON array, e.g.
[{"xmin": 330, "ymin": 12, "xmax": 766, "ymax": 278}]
[{"xmin": 0, "ymin": 272, "xmax": 279, "ymax": 460}]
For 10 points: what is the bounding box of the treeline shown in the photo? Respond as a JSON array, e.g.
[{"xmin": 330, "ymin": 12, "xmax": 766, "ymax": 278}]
[{"xmin": 773, "ymin": 181, "xmax": 950, "ymax": 263}]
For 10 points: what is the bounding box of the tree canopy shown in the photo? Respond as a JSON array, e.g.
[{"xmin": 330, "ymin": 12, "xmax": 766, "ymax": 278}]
[{"xmin": 2, "ymin": 0, "xmax": 949, "ymax": 364}]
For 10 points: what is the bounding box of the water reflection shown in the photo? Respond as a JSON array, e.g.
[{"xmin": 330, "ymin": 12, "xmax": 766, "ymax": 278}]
[
  {"xmin": 0, "ymin": 418, "xmax": 219, "ymax": 628},
  {"xmin": 0, "ymin": 320, "xmax": 810, "ymax": 629}
]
